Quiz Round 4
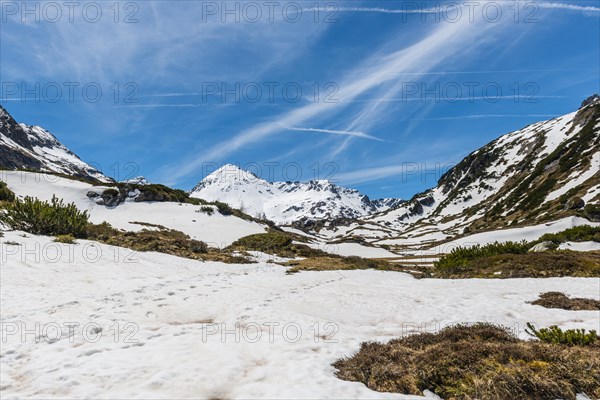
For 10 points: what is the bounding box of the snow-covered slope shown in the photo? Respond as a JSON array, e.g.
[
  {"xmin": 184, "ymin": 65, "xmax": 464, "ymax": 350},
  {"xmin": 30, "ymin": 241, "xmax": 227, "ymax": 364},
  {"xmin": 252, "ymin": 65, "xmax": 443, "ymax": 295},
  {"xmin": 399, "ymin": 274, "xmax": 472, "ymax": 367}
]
[
  {"xmin": 316, "ymin": 96, "xmax": 600, "ymax": 248},
  {"xmin": 1, "ymin": 171, "xmax": 266, "ymax": 247},
  {"xmin": 190, "ymin": 164, "xmax": 402, "ymax": 224},
  {"xmin": 0, "ymin": 106, "xmax": 111, "ymax": 182},
  {"xmin": 2, "ymin": 229, "xmax": 598, "ymax": 399}
]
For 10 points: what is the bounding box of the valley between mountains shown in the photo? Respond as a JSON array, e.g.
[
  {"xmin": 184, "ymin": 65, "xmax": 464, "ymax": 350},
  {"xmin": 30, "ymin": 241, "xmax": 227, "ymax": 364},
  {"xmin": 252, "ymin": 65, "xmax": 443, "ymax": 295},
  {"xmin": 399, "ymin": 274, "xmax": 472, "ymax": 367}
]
[{"xmin": 1, "ymin": 97, "xmax": 599, "ymax": 399}]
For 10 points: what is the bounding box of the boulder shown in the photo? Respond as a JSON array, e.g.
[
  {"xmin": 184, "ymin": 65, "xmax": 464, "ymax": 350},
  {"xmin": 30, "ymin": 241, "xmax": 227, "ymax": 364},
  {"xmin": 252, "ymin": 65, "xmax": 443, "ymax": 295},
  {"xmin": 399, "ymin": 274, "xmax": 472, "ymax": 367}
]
[
  {"xmin": 564, "ymin": 196, "xmax": 585, "ymax": 210},
  {"xmin": 529, "ymin": 241, "xmax": 554, "ymax": 252}
]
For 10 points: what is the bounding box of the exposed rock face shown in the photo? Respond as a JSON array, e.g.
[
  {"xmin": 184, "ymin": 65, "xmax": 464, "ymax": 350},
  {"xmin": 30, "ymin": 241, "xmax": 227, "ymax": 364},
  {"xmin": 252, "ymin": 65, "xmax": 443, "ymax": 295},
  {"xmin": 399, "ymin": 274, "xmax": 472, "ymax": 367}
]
[
  {"xmin": 0, "ymin": 106, "xmax": 111, "ymax": 182},
  {"xmin": 581, "ymin": 94, "xmax": 600, "ymax": 108}
]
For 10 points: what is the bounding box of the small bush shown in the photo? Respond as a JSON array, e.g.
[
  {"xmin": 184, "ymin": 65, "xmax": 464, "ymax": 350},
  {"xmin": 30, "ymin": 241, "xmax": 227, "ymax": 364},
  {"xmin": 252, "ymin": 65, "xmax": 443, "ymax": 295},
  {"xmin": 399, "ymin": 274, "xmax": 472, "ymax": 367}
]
[
  {"xmin": 214, "ymin": 201, "xmax": 233, "ymax": 216},
  {"xmin": 199, "ymin": 206, "xmax": 214, "ymax": 215},
  {"xmin": 526, "ymin": 323, "xmax": 598, "ymax": 346},
  {"xmin": 583, "ymin": 204, "xmax": 600, "ymax": 221},
  {"xmin": 0, "ymin": 195, "xmax": 89, "ymax": 237},
  {"xmin": 0, "ymin": 181, "xmax": 15, "ymax": 202},
  {"xmin": 86, "ymin": 221, "xmax": 119, "ymax": 241},
  {"xmin": 102, "ymin": 188, "xmax": 120, "ymax": 197},
  {"xmin": 435, "ymin": 241, "xmax": 530, "ymax": 271},
  {"xmin": 54, "ymin": 234, "xmax": 76, "ymax": 244}
]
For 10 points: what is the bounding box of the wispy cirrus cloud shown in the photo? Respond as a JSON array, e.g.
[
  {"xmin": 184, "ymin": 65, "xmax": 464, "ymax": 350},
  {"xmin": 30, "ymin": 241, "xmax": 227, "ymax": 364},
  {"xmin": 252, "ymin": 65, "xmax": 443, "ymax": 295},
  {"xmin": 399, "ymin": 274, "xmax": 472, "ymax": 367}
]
[
  {"xmin": 282, "ymin": 126, "xmax": 385, "ymax": 141},
  {"xmin": 157, "ymin": 9, "xmax": 506, "ymax": 185}
]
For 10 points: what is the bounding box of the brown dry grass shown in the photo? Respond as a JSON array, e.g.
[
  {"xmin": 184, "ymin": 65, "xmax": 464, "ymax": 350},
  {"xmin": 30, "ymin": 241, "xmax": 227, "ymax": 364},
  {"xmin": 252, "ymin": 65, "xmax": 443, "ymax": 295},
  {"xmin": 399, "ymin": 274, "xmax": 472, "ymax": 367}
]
[
  {"xmin": 87, "ymin": 222, "xmax": 252, "ymax": 264},
  {"xmin": 531, "ymin": 292, "xmax": 600, "ymax": 311},
  {"xmin": 333, "ymin": 323, "xmax": 600, "ymax": 400},
  {"xmin": 284, "ymin": 256, "xmax": 404, "ymax": 274}
]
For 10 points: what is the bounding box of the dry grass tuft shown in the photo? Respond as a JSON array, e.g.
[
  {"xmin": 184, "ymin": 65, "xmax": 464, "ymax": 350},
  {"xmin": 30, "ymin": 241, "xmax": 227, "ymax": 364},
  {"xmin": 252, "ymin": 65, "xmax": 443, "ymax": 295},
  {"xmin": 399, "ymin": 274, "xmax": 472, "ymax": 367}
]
[
  {"xmin": 284, "ymin": 256, "xmax": 403, "ymax": 274},
  {"xmin": 531, "ymin": 292, "xmax": 600, "ymax": 311},
  {"xmin": 333, "ymin": 323, "xmax": 600, "ymax": 400}
]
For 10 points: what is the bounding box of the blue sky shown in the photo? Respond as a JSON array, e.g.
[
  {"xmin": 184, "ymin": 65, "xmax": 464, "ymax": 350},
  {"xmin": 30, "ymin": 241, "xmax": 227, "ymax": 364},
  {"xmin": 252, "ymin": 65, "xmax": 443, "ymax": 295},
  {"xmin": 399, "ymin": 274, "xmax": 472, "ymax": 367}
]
[{"xmin": 1, "ymin": 0, "xmax": 599, "ymax": 200}]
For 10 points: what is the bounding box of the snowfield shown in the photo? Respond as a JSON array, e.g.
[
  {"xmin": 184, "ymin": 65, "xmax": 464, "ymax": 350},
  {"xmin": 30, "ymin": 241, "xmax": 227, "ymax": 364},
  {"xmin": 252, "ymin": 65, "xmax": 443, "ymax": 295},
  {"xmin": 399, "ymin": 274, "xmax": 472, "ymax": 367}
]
[
  {"xmin": 2, "ymin": 231, "xmax": 599, "ymax": 399},
  {"xmin": 0, "ymin": 171, "xmax": 266, "ymax": 247}
]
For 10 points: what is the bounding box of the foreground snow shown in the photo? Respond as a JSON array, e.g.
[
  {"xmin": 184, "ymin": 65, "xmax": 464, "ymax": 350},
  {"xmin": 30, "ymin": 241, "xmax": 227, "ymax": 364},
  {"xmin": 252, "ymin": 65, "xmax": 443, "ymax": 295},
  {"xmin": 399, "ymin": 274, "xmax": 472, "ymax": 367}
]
[{"xmin": 1, "ymin": 231, "xmax": 599, "ymax": 399}]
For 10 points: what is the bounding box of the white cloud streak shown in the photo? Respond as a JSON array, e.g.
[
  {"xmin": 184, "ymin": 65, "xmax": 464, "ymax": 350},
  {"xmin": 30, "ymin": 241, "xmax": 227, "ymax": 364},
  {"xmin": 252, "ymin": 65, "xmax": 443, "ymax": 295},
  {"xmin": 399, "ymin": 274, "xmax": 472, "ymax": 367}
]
[
  {"xmin": 283, "ymin": 126, "xmax": 385, "ymax": 141},
  {"xmin": 158, "ymin": 13, "xmax": 501, "ymax": 185},
  {"xmin": 324, "ymin": 3, "xmax": 600, "ymax": 15},
  {"xmin": 537, "ymin": 3, "xmax": 600, "ymax": 13}
]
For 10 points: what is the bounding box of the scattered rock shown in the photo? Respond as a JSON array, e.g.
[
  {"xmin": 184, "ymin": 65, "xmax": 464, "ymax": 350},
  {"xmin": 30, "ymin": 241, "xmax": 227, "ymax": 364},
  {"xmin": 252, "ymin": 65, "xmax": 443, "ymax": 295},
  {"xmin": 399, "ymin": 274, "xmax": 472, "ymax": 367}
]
[
  {"xmin": 529, "ymin": 241, "xmax": 554, "ymax": 252},
  {"xmin": 564, "ymin": 196, "xmax": 585, "ymax": 210}
]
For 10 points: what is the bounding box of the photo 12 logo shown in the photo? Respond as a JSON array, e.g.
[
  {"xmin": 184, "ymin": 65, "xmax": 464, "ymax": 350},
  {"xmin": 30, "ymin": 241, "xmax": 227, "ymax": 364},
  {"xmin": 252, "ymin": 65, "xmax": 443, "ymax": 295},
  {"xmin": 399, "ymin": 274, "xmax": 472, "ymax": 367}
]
[
  {"xmin": 198, "ymin": 81, "xmax": 339, "ymax": 104},
  {"xmin": 1, "ymin": 82, "xmax": 139, "ymax": 104},
  {"xmin": 1, "ymin": 1, "xmax": 140, "ymax": 23},
  {"xmin": 198, "ymin": 1, "xmax": 339, "ymax": 23},
  {"xmin": 1, "ymin": 321, "xmax": 140, "ymax": 344}
]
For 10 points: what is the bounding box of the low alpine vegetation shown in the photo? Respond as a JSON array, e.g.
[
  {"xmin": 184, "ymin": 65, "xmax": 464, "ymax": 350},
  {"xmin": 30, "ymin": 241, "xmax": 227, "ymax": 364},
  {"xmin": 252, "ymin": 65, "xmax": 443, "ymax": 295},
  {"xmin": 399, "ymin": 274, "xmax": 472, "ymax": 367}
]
[
  {"xmin": 431, "ymin": 251, "xmax": 600, "ymax": 278},
  {"xmin": 228, "ymin": 231, "xmax": 324, "ymax": 258},
  {"xmin": 0, "ymin": 195, "xmax": 89, "ymax": 238},
  {"xmin": 198, "ymin": 206, "xmax": 214, "ymax": 215},
  {"xmin": 230, "ymin": 231, "xmax": 398, "ymax": 272},
  {"xmin": 531, "ymin": 291, "xmax": 600, "ymax": 311},
  {"xmin": 0, "ymin": 181, "xmax": 15, "ymax": 203},
  {"xmin": 435, "ymin": 241, "xmax": 530, "ymax": 272},
  {"xmin": 525, "ymin": 322, "xmax": 598, "ymax": 346},
  {"xmin": 536, "ymin": 225, "xmax": 600, "ymax": 244},
  {"xmin": 431, "ymin": 229, "xmax": 600, "ymax": 278},
  {"xmin": 333, "ymin": 323, "xmax": 600, "ymax": 400},
  {"xmin": 87, "ymin": 222, "xmax": 251, "ymax": 264},
  {"xmin": 54, "ymin": 234, "xmax": 76, "ymax": 244}
]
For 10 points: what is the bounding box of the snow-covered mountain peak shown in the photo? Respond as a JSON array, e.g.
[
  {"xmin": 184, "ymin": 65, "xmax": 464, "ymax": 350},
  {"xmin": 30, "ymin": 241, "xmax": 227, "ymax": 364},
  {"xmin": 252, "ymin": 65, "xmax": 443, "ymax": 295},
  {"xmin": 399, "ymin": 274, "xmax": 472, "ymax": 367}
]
[
  {"xmin": 190, "ymin": 166, "xmax": 402, "ymax": 224},
  {"xmin": 203, "ymin": 163, "xmax": 264, "ymax": 184}
]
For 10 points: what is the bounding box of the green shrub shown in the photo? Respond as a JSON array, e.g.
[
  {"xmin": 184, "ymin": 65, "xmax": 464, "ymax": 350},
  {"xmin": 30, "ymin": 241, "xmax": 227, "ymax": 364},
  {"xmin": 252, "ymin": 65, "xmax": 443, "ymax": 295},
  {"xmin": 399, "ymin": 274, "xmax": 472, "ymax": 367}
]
[
  {"xmin": 0, "ymin": 181, "xmax": 15, "ymax": 202},
  {"xmin": 214, "ymin": 201, "xmax": 233, "ymax": 216},
  {"xmin": 583, "ymin": 204, "xmax": 600, "ymax": 221},
  {"xmin": 538, "ymin": 225, "xmax": 600, "ymax": 244},
  {"xmin": 199, "ymin": 206, "xmax": 214, "ymax": 215},
  {"xmin": 231, "ymin": 232, "xmax": 292, "ymax": 251},
  {"xmin": 54, "ymin": 234, "xmax": 76, "ymax": 244},
  {"xmin": 435, "ymin": 241, "xmax": 530, "ymax": 271},
  {"xmin": 102, "ymin": 188, "xmax": 120, "ymax": 197},
  {"xmin": 526, "ymin": 323, "xmax": 598, "ymax": 346},
  {"xmin": 0, "ymin": 195, "xmax": 89, "ymax": 237}
]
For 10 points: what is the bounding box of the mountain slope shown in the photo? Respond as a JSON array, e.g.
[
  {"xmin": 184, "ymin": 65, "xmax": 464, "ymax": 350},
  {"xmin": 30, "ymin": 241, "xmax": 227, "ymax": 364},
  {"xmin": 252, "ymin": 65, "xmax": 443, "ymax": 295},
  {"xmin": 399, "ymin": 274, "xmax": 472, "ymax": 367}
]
[
  {"xmin": 314, "ymin": 96, "xmax": 600, "ymax": 246},
  {"xmin": 0, "ymin": 106, "xmax": 111, "ymax": 182},
  {"xmin": 190, "ymin": 164, "xmax": 402, "ymax": 224}
]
